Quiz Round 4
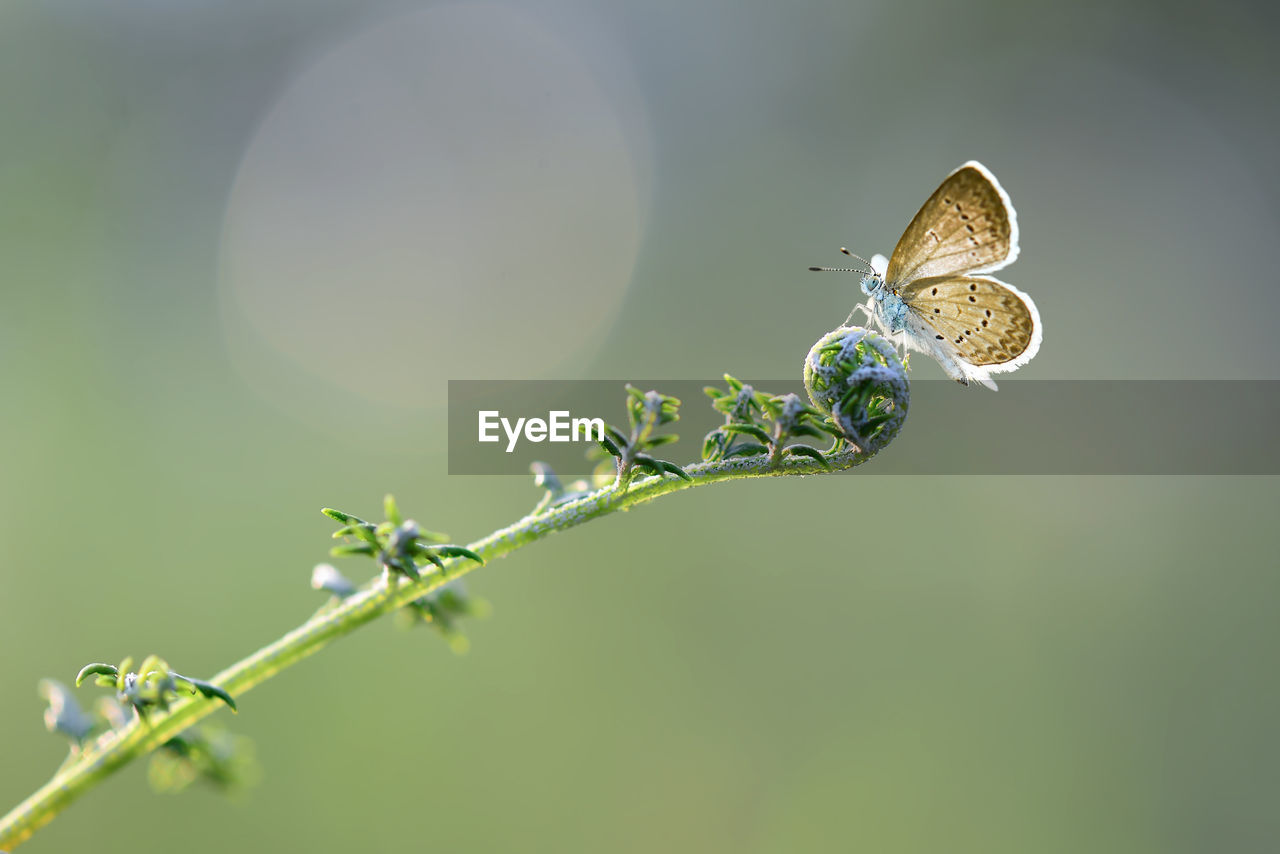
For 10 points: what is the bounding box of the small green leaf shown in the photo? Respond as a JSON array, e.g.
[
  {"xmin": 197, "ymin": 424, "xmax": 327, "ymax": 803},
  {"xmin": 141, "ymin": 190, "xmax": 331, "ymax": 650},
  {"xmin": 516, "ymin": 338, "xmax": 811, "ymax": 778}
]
[
  {"xmin": 788, "ymin": 424, "xmax": 825, "ymax": 440},
  {"xmin": 415, "ymin": 530, "xmax": 451, "ymax": 545},
  {"xmin": 76, "ymin": 663, "xmax": 118, "ymax": 687},
  {"xmin": 838, "ymin": 382, "xmax": 873, "ymax": 413},
  {"xmin": 137, "ymin": 655, "xmax": 166, "ymax": 678},
  {"xmin": 863, "ymin": 415, "xmax": 894, "ymax": 432},
  {"xmin": 384, "ymin": 494, "xmax": 403, "ymax": 526},
  {"xmin": 331, "ymin": 543, "xmax": 377, "ymax": 557},
  {"xmin": 186, "ymin": 678, "xmax": 237, "ymax": 713},
  {"xmin": 436, "ymin": 545, "xmax": 485, "ymax": 565},
  {"xmin": 349, "ymin": 524, "xmax": 380, "ymax": 545},
  {"xmin": 321, "ymin": 508, "xmax": 363, "ymax": 525},
  {"xmin": 784, "ymin": 445, "xmax": 832, "ymax": 469},
  {"xmin": 632, "ymin": 454, "xmax": 663, "ymax": 475},
  {"xmin": 660, "ymin": 461, "xmax": 693, "ymax": 481},
  {"xmin": 723, "ymin": 423, "xmax": 772, "ymax": 444},
  {"xmin": 725, "ymin": 443, "xmax": 769, "ymax": 458}
]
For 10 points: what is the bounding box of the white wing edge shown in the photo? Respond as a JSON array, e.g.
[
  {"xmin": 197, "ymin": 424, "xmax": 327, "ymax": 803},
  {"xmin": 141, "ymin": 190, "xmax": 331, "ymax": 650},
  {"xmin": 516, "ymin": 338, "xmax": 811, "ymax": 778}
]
[{"xmin": 954, "ymin": 160, "xmax": 1020, "ymax": 274}]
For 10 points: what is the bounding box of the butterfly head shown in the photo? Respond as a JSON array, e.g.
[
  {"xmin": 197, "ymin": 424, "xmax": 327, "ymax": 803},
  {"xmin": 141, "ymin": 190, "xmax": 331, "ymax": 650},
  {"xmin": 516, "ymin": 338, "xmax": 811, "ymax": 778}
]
[{"xmin": 856, "ymin": 263, "xmax": 907, "ymax": 332}]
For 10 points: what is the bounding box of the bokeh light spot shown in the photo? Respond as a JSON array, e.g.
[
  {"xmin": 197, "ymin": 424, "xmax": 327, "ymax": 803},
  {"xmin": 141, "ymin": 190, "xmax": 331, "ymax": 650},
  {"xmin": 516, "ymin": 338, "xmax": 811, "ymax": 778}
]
[{"xmin": 219, "ymin": 3, "xmax": 649, "ymax": 408}]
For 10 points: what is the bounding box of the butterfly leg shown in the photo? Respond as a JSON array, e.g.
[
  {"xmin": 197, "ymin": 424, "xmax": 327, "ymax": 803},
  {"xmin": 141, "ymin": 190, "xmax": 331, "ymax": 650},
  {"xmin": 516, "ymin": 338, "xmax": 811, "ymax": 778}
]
[
  {"xmin": 846, "ymin": 302, "xmax": 872, "ymax": 326},
  {"xmin": 882, "ymin": 330, "xmax": 910, "ymax": 368}
]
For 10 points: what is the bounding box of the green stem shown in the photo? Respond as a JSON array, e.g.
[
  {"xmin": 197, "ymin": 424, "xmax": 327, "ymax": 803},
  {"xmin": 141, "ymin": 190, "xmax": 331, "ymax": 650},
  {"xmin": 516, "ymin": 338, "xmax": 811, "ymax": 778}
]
[{"xmin": 0, "ymin": 448, "xmax": 868, "ymax": 850}]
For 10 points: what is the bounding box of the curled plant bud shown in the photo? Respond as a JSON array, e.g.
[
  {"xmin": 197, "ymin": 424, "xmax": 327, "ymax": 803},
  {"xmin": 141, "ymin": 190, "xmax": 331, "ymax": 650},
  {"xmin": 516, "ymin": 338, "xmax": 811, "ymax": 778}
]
[
  {"xmin": 73, "ymin": 656, "xmax": 236, "ymax": 723},
  {"xmin": 803, "ymin": 326, "xmax": 909, "ymax": 455},
  {"xmin": 324, "ymin": 499, "xmax": 482, "ymax": 584},
  {"xmin": 595, "ymin": 386, "xmax": 690, "ymax": 488},
  {"xmin": 702, "ymin": 375, "xmax": 774, "ymax": 462}
]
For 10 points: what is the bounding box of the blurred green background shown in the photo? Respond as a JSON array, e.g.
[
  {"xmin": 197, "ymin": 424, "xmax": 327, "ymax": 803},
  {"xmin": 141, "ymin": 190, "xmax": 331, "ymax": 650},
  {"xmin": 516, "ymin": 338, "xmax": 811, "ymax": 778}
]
[{"xmin": 3, "ymin": 0, "xmax": 1278, "ymax": 851}]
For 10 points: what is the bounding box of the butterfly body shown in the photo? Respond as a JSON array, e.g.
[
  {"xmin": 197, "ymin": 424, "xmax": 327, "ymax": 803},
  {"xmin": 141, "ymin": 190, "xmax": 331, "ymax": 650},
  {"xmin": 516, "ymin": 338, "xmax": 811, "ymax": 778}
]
[
  {"xmin": 860, "ymin": 269, "xmax": 911, "ymax": 332},
  {"xmin": 814, "ymin": 161, "xmax": 1042, "ymax": 390}
]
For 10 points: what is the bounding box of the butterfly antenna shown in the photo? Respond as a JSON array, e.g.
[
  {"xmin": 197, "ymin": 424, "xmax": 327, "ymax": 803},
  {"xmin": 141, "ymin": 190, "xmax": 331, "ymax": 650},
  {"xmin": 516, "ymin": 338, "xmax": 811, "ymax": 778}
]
[
  {"xmin": 808, "ymin": 248, "xmax": 878, "ymax": 276},
  {"xmin": 840, "ymin": 248, "xmax": 878, "ymax": 274}
]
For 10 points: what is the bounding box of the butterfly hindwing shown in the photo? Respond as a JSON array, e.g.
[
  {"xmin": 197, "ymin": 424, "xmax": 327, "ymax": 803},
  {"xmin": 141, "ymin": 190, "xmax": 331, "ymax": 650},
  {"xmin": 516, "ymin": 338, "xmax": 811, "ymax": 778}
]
[
  {"xmin": 899, "ymin": 275, "xmax": 1040, "ymax": 368},
  {"xmin": 885, "ymin": 161, "xmax": 1019, "ymax": 285}
]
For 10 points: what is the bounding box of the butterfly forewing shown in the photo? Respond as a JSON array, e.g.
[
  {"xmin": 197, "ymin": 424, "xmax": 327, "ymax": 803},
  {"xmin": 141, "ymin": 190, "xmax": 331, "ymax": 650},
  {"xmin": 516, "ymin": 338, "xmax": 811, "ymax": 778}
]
[
  {"xmin": 900, "ymin": 275, "xmax": 1038, "ymax": 367},
  {"xmin": 885, "ymin": 162, "xmax": 1018, "ymax": 285}
]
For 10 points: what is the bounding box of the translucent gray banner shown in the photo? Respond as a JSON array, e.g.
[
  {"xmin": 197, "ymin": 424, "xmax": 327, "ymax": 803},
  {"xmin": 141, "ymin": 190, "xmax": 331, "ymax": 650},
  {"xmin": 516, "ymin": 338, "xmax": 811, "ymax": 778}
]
[{"xmin": 447, "ymin": 380, "xmax": 1280, "ymax": 475}]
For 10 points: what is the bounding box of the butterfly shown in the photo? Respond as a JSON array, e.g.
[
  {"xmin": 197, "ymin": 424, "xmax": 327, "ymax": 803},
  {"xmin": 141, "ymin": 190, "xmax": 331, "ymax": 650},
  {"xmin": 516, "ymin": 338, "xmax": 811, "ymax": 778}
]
[{"xmin": 810, "ymin": 161, "xmax": 1041, "ymax": 390}]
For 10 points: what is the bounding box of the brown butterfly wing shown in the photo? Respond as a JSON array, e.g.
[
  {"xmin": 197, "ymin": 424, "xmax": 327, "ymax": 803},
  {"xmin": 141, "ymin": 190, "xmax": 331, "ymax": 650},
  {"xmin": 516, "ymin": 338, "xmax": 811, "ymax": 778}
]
[
  {"xmin": 900, "ymin": 275, "xmax": 1039, "ymax": 367},
  {"xmin": 885, "ymin": 162, "xmax": 1019, "ymax": 285}
]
